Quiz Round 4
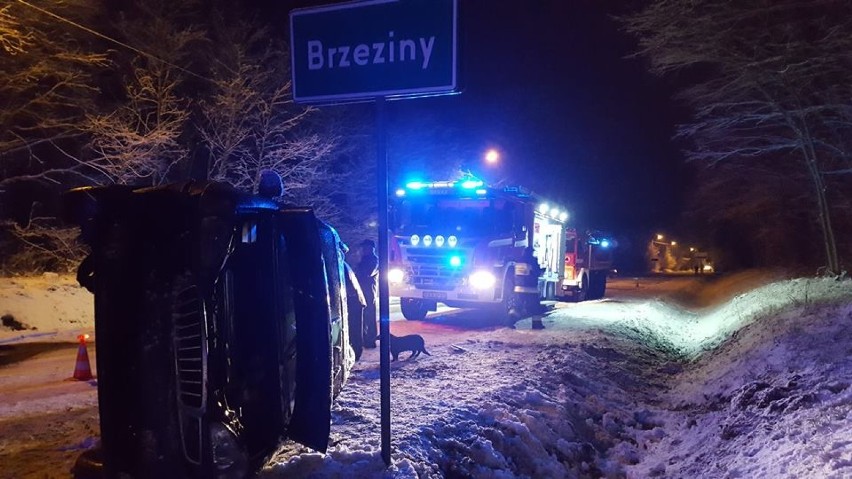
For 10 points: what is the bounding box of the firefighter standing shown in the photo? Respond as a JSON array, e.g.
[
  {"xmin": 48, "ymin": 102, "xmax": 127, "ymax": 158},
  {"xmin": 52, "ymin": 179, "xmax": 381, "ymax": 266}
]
[
  {"xmin": 513, "ymin": 246, "xmax": 545, "ymax": 329},
  {"xmin": 355, "ymin": 239, "xmax": 379, "ymax": 349}
]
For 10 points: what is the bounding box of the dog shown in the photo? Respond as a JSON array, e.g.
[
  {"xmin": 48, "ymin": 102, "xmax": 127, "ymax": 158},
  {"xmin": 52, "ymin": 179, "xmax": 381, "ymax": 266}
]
[{"xmin": 380, "ymin": 333, "xmax": 431, "ymax": 361}]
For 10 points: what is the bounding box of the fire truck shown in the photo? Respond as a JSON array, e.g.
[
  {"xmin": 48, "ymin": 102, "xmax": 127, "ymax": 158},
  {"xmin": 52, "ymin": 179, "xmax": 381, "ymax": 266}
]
[
  {"xmin": 388, "ymin": 178, "xmax": 617, "ymax": 320},
  {"xmin": 388, "ymin": 178, "xmax": 571, "ymax": 320},
  {"xmin": 559, "ymin": 228, "xmax": 615, "ymax": 301}
]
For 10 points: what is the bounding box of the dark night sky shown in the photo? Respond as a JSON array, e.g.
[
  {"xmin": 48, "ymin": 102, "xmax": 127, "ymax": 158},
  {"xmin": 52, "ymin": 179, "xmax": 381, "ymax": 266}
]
[{"xmin": 285, "ymin": 0, "xmax": 690, "ymax": 235}]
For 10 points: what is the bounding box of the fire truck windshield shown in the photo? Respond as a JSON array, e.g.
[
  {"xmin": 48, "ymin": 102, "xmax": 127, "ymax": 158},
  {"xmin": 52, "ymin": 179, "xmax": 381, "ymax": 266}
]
[{"xmin": 396, "ymin": 198, "xmax": 514, "ymax": 236}]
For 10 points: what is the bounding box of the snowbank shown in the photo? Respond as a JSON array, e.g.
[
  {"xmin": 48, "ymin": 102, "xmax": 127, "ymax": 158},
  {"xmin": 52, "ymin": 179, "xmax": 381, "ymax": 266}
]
[
  {"xmin": 263, "ymin": 276, "xmax": 852, "ymax": 478},
  {"xmin": 0, "ymin": 274, "xmax": 94, "ymax": 344}
]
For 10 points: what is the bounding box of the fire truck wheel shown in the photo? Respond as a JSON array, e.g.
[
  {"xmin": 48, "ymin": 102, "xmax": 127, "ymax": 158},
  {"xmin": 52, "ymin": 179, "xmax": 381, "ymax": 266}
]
[
  {"xmin": 573, "ymin": 275, "xmax": 588, "ymax": 302},
  {"xmin": 589, "ymin": 272, "xmax": 607, "ymax": 300},
  {"xmin": 500, "ymin": 273, "xmax": 521, "ymax": 323},
  {"xmin": 401, "ymin": 298, "xmax": 429, "ymax": 321},
  {"xmin": 545, "ymin": 282, "xmax": 556, "ymax": 300}
]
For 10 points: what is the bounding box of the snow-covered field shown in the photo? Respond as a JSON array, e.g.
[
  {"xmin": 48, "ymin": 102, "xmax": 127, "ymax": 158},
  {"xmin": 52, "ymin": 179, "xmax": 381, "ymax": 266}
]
[{"xmin": 1, "ymin": 272, "xmax": 850, "ymax": 478}]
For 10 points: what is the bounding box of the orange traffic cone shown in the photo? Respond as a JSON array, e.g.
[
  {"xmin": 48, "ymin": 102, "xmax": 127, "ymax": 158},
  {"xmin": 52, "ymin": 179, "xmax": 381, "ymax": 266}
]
[{"xmin": 73, "ymin": 334, "xmax": 93, "ymax": 381}]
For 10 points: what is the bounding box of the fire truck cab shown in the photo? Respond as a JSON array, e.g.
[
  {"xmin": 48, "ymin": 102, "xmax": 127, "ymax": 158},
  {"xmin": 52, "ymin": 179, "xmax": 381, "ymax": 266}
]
[{"xmin": 388, "ymin": 178, "xmax": 569, "ymax": 320}]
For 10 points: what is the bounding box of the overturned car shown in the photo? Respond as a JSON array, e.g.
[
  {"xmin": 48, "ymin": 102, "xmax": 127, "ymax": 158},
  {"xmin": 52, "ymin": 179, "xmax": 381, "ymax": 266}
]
[{"xmin": 64, "ymin": 181, "xmax": 356, "ymax": 478}]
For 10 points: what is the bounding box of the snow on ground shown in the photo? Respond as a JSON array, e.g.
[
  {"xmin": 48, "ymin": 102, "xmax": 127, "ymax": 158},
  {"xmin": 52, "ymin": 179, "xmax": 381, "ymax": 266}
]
[
  {"xmin": 262, "ymin": 275, "xmax": 852, "ymax": 478},
  {"xmin": 0, "ymin": 273, "xmax": 94, "ymax": 344},
  {"xmin": 1, "ymin": 272, "xmax": 850, "ymax": 478}
]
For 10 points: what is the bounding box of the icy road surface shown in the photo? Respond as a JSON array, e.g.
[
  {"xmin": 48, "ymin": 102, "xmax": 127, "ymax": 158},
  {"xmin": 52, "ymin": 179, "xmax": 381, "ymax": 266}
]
[{"xmin": 1, "ymin": 272, "xmax": 850, "ymax": 478}]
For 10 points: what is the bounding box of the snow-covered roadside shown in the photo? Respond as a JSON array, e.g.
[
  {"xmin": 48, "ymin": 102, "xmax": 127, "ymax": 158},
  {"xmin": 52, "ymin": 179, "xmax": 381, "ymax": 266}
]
[
  {"xmin": 0, "ymin": 274, "xmax": 94, "ymax": 344},
  {"xmin": 263, "ymin": 277, "xmax": 852, "ymax": 478},
  {"xmin": 627, "ymin": 301, "xmax": 852, "ymax": 478},
  {"xmin": 1, "ymin": 273, "xmax": 849, "ymax": 478}
]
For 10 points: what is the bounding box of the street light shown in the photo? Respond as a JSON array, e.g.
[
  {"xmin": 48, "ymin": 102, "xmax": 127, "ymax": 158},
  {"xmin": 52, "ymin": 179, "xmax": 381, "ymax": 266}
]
[
  {"xmin": 485, "ymin": 149, "xmax": 500, "ymax": 164},
  {"xmin": 656, "ymin": 234, "xmax": 664, "ymax": 241},
  {"xmin": 670, "ymin": 241, "xmax": 677, "ymax": 246}
]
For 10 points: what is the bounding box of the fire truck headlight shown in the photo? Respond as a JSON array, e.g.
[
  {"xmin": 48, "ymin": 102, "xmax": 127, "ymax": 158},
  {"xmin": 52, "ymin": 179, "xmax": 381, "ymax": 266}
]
[
  {"xmin": 423, "ymin": 235, "xmax": 433, "ymax": 247},
  {"xmin": 449, "ymin": 255, "xmax": 462, "ymax": 267},
  {"xmin": 539, "ymin": 203, "xmax": 549, "ymax": 214},
  {"xmin": 410, "ymin": 235, "xmax": 420, "ymax": 246},
  {"xmin": 388, "ymin": 268, "xmax": 405, "ymax": 284},
  {"xmin": 469, "ymin": 271, "xmax": 496, "ymax": 290},
  {"xmin": 448, "ymin": 235, "xmax": 458, "ymax": 247},
  {"xmin": 435, "ymin": 235, "xmax": 445, "ymax": 247}
]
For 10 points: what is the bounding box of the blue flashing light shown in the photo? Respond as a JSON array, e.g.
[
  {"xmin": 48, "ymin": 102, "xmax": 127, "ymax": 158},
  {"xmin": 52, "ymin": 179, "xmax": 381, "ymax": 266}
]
[
  {"xmin": 449, "ymin": 256, "xmax": 462, "ymax": 267},
  {"xmin": 406, "ymin": 181, "xmax": 424, "ymax": 190},
  {"xmin": 461, "ymin": 179, "xmax": 484, "ymax": 189},
  {"xmin": 395, "ymin": 188, "xmax": 406, "ymax": 197},
  {"xmin": 475, "ymin": 189, "xmax": 487, "ymax": 195}
]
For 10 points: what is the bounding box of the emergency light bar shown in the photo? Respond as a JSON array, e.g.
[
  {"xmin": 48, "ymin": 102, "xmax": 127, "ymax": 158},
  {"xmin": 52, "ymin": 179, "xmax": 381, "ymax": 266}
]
[
  {"xmin": 401, "ymin": 177, "xmax": 489, "ymax": 197},
  {"xmin": 399, "ymin": 177, "xmax": 570, "ymax": 224}
]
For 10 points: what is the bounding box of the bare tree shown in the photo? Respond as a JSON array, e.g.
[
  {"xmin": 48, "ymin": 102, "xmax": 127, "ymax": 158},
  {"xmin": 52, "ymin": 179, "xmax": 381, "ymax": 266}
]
[
  {"xmin": 84, "ymin": 2, "xmax": 203, "ymax": 186},
  {"xmin": 198, "ymin": 21, "xmax": 346, "ymax": 222},
  {"xmin": 0, "ymin": 0, "xmax": 109, "ymax": 188},
  {"xmin": 85, "ymin": 61, "xmax": 191, "ymax": 185},
  {"xmin": 623, "ymin": 0, "xmax": 852, "ymax": 273}
]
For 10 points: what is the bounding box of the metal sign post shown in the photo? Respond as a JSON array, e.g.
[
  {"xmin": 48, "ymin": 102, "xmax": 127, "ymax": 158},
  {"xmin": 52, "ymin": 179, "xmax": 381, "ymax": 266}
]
[
  {"xmin": 375, "ymin": 97, "xmax": 392, "ymax": 465},
  {"xmin": 290, "ymin": 0, "xmax": 458, "ymax": 467}
]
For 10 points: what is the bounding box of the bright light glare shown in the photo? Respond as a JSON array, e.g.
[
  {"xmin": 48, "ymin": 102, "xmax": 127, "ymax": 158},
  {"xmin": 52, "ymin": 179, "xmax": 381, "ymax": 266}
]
[
  {"xmin": 447, "ymin": 235, "xmax": 458, "ymax": 247},
  {"xmin": 671, "ymin": 241, "xmax": 677, "ymax": 246},
  {"xmin": 423, "ymin": 235, "xmax": 433, "ymax": 247},
  {"xmin": 485, "ymin": 149, "xmax": 500, "ymax": 164},
  {"xmin": 656, "ymin": 234, "xmax": 664, "ymax": 241},
  {"xmin": 550, "ymin": 208, "xmax": 560, "ymax": 219},
  {"xmin": 406, "ymin": 181, "xmax": 424, "ymax": 189},
  {"xmin": 435, "ymin": 235, "xmax": 445, "ymax": 247},
  {"xmin": 395, "ymin": 189, "xmax": 406, "ymax": 197},
  {"xmin": 461, "ymin": 179, "xmax": 484, "ymax": 189},
  {"xmin": 475, "ymin": 189, "xmax": 487, "ymax": 195},
  {"xmin": 600, "ymin": 239, "xmax": 610, "ymax": 248},
  {"xmin": 388, "ymin": 268, "xmax": 405, "ymax": 284},
  {"xmin": 410, "ymin": 234, "xmax": 420, "ymax": 246},
  {"xmin": 559, "ymin": 212, "xmax": 568, "ymax": 222},
  {"xmin": 469, "ymin": 271, "xmax": 496, "ymax": 290},
  {"xmin": 539, "ymin": 203, "xmax": 549, "ymax": 214},
  {"xmin": 449, "ymin": 256, "xmax": 462, "ymax": 267}
]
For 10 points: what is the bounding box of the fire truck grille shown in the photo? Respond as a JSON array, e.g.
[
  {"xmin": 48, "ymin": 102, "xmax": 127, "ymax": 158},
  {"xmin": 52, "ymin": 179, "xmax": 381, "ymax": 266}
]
[{"xmin": 404, "ymin": 247, "xmax": 466, "ymax": 290}]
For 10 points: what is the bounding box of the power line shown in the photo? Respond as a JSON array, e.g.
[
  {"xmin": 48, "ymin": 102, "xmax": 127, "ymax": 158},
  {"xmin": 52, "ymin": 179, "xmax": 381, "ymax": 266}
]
[{"xmin": 16, "ymin": 0, "xmax": 213, "ymax": 83}]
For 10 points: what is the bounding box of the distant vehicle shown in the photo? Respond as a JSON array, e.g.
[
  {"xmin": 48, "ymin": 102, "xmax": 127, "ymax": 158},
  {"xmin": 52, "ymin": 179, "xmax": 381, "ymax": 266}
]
[
  {"xmin": 64, "ymin": 181, "xmax": 354, "ymax": 478},
  {"xmin": 387, "ymin": 178, "xmax": 615, "ymax": 321}
]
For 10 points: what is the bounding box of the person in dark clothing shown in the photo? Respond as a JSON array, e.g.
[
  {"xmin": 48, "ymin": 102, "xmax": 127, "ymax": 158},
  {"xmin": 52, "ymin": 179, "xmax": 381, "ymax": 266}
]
[
  {"xmin": 510, "ymin": 246, "xmax": 545, "ymax": 329},
  {"xmin": 343, "ymin": 258, "xmax": 367, "ymax": 360},
  {"xmin": 257, "ymin": 169, "xmax": 284, "ymax": 199},
  {"xmin": 354, "ymin": 239, "xmax": 379, "ymax": 349}
]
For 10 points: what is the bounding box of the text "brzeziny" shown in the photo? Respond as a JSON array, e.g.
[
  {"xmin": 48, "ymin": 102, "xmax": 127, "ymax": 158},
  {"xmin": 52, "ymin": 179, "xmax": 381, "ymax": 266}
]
[{"xmin": 308, "ymin": 31, "xmax": 436, "ymax": 71}]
